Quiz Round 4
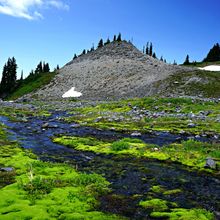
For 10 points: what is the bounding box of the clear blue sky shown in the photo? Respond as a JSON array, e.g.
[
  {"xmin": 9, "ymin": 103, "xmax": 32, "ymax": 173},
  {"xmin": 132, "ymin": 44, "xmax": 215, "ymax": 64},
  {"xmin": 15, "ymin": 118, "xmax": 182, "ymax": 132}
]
[{"xmin": 0, "ymin": 0, "xmax": 220, "ymax": 78}]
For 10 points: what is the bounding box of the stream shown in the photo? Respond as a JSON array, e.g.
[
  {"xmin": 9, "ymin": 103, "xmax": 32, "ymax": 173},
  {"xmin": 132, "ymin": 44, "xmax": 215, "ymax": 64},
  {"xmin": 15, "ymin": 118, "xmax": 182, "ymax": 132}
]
[{"xmin": 0, "ymin": 112, "xmax": 220, "ymax": 219}]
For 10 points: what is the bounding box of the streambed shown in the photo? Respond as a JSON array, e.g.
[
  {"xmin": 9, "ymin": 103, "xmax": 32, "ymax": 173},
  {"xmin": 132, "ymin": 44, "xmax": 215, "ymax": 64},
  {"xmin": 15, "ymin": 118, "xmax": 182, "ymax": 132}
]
[{"xmin": 0, "ymin": 113, "xmax": 219, "ymax": 219}]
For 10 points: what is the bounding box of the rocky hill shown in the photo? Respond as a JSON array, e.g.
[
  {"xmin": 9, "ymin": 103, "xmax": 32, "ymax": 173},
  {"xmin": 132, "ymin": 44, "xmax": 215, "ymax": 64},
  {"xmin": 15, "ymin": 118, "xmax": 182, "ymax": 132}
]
[{"xmin": 26, "ymin": 41, "xmax": 193, "ymax": 100}]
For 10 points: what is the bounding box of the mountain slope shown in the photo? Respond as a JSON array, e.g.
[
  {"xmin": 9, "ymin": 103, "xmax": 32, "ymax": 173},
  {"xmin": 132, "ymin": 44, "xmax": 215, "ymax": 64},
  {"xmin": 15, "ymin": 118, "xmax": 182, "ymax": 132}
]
[{"xmin": 25, "ymin": 41, "xmax": 192, "ymax": 100}]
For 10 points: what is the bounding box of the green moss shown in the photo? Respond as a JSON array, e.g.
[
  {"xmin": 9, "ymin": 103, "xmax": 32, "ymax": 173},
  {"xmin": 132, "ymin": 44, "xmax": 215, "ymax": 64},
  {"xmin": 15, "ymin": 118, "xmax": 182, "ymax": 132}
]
[
  {"xmin": 139, "ymin": 199, "xmax": 169, "ymax": 211},
  {"xmin": 150, "ymin": 185, "xmax": 165, "ymax": 194},
  {"xmin": 151, "ymin": 208, "xmax": 215, "ymax": 220},
  {"xmin": 54, "ymin": 136, "xmax": 220, "ymax": 174},
  {"xmin": 0, "ymin": 126, "xmax": 121, "ymax": 220},
  {"xmin": 163, "ymin": 189, "xmax": 182, "ymax": 195}
]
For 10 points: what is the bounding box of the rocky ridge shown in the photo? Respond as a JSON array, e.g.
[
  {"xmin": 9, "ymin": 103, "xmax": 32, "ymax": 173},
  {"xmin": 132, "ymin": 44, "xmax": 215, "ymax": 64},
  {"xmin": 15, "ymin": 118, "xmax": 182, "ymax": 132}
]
[{"xmin": 27, "ymin": 41, "xmax": 192, "ymax": 100}]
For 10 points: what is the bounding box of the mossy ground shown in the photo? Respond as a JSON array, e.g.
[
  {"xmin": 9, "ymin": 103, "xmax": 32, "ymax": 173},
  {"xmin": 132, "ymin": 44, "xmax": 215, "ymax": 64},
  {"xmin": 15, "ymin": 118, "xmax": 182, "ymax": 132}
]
[
  {"xmin": 65, "ymin": 97, "xmax": 220, "ymax": 135},
  {"xmin": 0, "ymin": 125, "xmax": 121, "ymax": 220},
  {"xmin": 53, "ymin": 136, "xmax": 220, "ymax": 174}
]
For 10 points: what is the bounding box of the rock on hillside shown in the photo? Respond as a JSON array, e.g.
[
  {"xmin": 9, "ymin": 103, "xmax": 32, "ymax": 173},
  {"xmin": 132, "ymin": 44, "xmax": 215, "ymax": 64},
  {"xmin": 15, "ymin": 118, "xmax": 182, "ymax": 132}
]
[{"xmin": 29, "ymin": 41, "xmax": 192, "ymax": 100}]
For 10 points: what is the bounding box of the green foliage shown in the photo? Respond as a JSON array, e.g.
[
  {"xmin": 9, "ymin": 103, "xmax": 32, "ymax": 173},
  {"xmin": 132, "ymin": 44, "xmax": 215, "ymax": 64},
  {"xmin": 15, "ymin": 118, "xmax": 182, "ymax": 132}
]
[{"xmin": 111, "ymin": 139, "xmax": 130, "ymax": 151}]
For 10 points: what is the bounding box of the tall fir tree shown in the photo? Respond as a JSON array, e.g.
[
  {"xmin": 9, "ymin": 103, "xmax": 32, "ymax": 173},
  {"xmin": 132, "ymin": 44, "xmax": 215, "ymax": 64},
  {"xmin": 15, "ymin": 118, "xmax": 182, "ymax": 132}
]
[
  {"xmin": 98, "ymin": 39, "xmax": 103, "ymax": 48},
  {"xmin": 117, "ymin": 33, "xmax": 122, "ymax": 42},
  {"xmin": 146, "ymin": 42, "xmax": 149, "ymax": 55},
  {"xmin": 35, "ymin": 61, "xmax": 43, "ymax": 74},
  {"xmin": 203, "ymin": 43, "xmax": 220, "ymax": 62},
  {"xmin": 0, "ymin": 57, "xmax": 17, "ymax": 97},
  {"xmin": 113, "ymin": 35, "xmax": 117, "ymax": 42},
  {"xmin": 183, "ymin": 55, "xmax": 190, "ymax": 65},
  {"xmin": 149, "ymin": 42, "xmax": 153, "ymax": 56}
]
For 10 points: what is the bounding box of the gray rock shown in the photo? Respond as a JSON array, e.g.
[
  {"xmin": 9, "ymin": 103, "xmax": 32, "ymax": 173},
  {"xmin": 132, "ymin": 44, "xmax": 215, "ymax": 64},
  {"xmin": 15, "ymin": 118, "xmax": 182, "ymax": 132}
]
[
  {"xmin": 187, "ymin": 123, "xmax": 196, "ymax": 128},
  {"xmin": 131, "ymin": 132, "xmax": 142, "ymax": 137},
  {"xmin": 0, "ymin": 167, "xmax": 14, "ymax": 172},
  {"xmin": 70, "ymin": 124, "xmax": 81, "ymax": 128},
  {"xmin": 205, "ymin": 157, "xmax": 216, "ymax": 169}
]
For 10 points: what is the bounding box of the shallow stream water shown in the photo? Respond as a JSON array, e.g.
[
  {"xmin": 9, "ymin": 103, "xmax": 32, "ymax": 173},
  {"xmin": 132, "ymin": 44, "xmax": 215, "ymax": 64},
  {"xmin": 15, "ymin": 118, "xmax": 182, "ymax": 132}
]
[{"xmin": 0, "ymin": 113, "xmax": 219, "ymax": 219}]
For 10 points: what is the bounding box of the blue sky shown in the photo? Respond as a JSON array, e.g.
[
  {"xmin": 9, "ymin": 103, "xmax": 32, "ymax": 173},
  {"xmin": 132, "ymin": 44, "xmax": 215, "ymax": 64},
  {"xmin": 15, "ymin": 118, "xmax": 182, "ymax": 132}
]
[{"xmin": 0, "ymin": 0, "xmax": 220, "ymax": 78}]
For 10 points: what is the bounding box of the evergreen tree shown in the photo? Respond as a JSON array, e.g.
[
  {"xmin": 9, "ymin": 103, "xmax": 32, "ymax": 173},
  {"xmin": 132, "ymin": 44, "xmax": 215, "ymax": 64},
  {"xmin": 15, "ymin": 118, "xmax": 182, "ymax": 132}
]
[
  {"xmin": 164, "ymin": 59, "xmax": 167, "ymax": 63},
  {"xmin": 35, "ymin": 61, "xmax": 43, "ymax": 74},
  {"xmin": 146, "ymin": 42, "xmax": 149, "ymax": 55},
  {"xmin": 98, "ymin": 39, "xmax": 103, "ymax": 48},
  {"xmin": 91, "ymin": 45, "xmax": 95, "ymax": 52},
  {"xmin": 160, "ymin": 56, "xmax": 164, "ymax": 62},
  {"xmin": 152, "ymin": 52, "xmax": 157, "ymax": 59},
  {"xmin": 143, "ymin": 46, "xmax": 145, "ymax": 54},
  {"xmin": 104, "ymin": 38, "xmax": 111, "ymax": 45},
  {"xmin": 20, "ymin": 70, "xmax": 23, "ymax": 81},
  {"xmin": 117, "ymin": 33, "xmax": 122, "ymax": 42},
  {"xmin": 113, "ymin": 35, "xmax": 117, "ymax": 42},
  {"xmin": 149, "ymin": 42, "xmax": 153, "ymax": 56},
  {"xmin": 203, "ymin": 43, "xmax": 220, "ymax": 62},
  {"xmin": 183, "ymin": 55, "xmax": 190, "ymax": 65},
  {"xmin": 56, "ymin": 65, "xmax": 60, "ymax": 70},
  {"xmin": 0, "ymin": 57, "xmax": 17, "ymax": 97},
  {"xmin": 82, "ymin": 49, "xmax": 86, "ymax": 55},
  {"xmin": 73, "ymin": 54, "xmax": 77, "ymax": 59},
  {"xmin": 173, "ymin": 60, "xmax": 177, "ymax": 65},
  {"xmin": 43, "ymin": 63, "xmax": 50, "ymax": 73}
]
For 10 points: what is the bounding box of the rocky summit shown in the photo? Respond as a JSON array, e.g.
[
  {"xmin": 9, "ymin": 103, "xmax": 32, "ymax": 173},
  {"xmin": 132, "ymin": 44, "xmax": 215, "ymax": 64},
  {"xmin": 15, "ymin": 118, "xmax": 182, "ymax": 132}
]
[{"xmin": 29, "ymin": 41, "xmax": 192, "ymax": 100}]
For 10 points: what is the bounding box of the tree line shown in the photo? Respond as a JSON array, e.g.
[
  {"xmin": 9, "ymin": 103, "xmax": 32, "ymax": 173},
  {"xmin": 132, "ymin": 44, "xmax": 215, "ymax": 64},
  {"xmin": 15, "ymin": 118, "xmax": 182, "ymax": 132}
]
[
  {"xmin": 73, "ymin": 33, "xmax": 123, "ymax": 60},
  {"xmin": 0, "ymin": 58, "xmax": 56, "ymax": 98},
  {"xmin": 183, "ymin": 43, "xmax": 220, "ymax": 65}
]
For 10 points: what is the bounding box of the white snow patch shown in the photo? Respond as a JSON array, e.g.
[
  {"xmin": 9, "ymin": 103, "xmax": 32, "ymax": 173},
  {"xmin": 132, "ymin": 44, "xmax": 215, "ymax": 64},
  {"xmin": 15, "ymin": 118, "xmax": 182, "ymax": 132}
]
[
  {"xmin": 198, "ymin": 65, "xmax": 220, "ymax": 71},
  {"xmin": 62, "ymin": 87, "xmax": 82, "ymax": 98}
]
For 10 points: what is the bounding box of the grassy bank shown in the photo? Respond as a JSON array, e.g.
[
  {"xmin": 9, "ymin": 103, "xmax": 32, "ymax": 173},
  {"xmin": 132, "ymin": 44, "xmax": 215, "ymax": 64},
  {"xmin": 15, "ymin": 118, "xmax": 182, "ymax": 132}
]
[{"xmin": 0, "ymin": 125, "xmax": 120, "ymax": 219}]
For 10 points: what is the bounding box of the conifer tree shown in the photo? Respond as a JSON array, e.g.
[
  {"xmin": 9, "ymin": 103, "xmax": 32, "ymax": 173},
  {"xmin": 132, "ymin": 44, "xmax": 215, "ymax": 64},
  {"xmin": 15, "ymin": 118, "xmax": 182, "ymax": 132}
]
[
  {"xmin": 98, "ymin": 39, "xmax": 103, "ymax": 48},
  {"xmin": 104, "ymin": 38, "xmax": 111, "ymax": 45},
  {"xmin": 146, "ymin": 42, "xmax": 149, "ymax": 55},
  {"xmin": 117, "ymin": 33, "xmax": 122, "ymax": 42},
  {"xmin": 160, "ymin": 56, "xmax": 164, "ymax": 62},
  {"xmin": 149, "ymin": 42, "xmax": 153, "ymax": 56},
  {"xmin": 0, "ymin": 57, "xmax": 17, "ymax": 96},
  {"xmin": 203, "ymin": 43, "xmax": 220, "ymax": 62},
  {"xmin": 152, "ymin": 52, "xmax": 157, "ymax": 59},
  {"xmin": 183, "ymin": 55, "xmax": 190, "ymax": 65},
  {"xmin": 73, "ymin": 54, "xmax": 77, "ymax": 59},
  {"xmin": 82, "ymin": 49, "xmax": 86, "ymax": 55},
  {"xmin": 43, "ymin": 63, "xmax": 50, "ymax": 73},
  {"xmin": 113, "ymin": 35, "xmax": 117, "ymax": 42},
  {"xmin": 35, "ymin": 61, "xmax": 43, "ymax": 74},
  {"xmin": 20, "ymin": 70, "xmax": 23, "ymax": 81}
]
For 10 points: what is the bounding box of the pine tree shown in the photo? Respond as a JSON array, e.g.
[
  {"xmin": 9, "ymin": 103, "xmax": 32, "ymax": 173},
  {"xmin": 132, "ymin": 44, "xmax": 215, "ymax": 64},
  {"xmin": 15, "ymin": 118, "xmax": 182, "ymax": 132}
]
[
  {"xmin": 160, "ymin": 56, "xmax": 164, "ymax": 62},
  {"xmin": 0, "ymin": 57, "xmax": 17, "ymax": 97},
  {"xmin": 43, "ymin": 63, "xmax": 50, "ymax": 73},
  {"xmin": 56, "ymin": 65, "xmax": 60, "ymax": 70},
  {"xmin": 146, "ymin": 42, "xmax": 149, "ymax": 55},
  {"xmin": 73, "ymin": 54, "xmax": 77, "ymax": 59},
  {"xmin": 149, "ymin": 42, "xmax": 153, "ymax": 56},
  {"xmin": 183, "ymin": 55, "xmax": 190, "ymax": 65},
  {"xmin": 104, "ymin": 38, "xmax": 111, "ymax": 45},
  {"xmin": 152, "ymin": 52, "xmax": 157, "ymax": 59},
  {"xmin": 35, "ymin": 61, "xmax": 43, "ymax": 74},
  {"xmin": 164, "ymin": 59, "xmax": 167, "ymax": 63},
  {"xmin": 113, "ymin": 35, "xmax": 117, "ymax": 42},
  {"xmin": 117, "ymin": 33, "xmax": 122, "ymax": 42},
  {"xmin": 173, "ymin": 60, "xmax": 177, "ymax": 65},
  {"xmin": 82, "ymin": 49, "xmax": 86, "ymax": 55},
  {"xmin": 98, "ymin": 39, "xmax": 103, "ymax": 48},
  {"xmin": 203, "ymin": 43, "xmax": 220, "ymax": 62},
  {"xmin": 20, "ymin": 70, "xmax": 23, "ymax": 81}
]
